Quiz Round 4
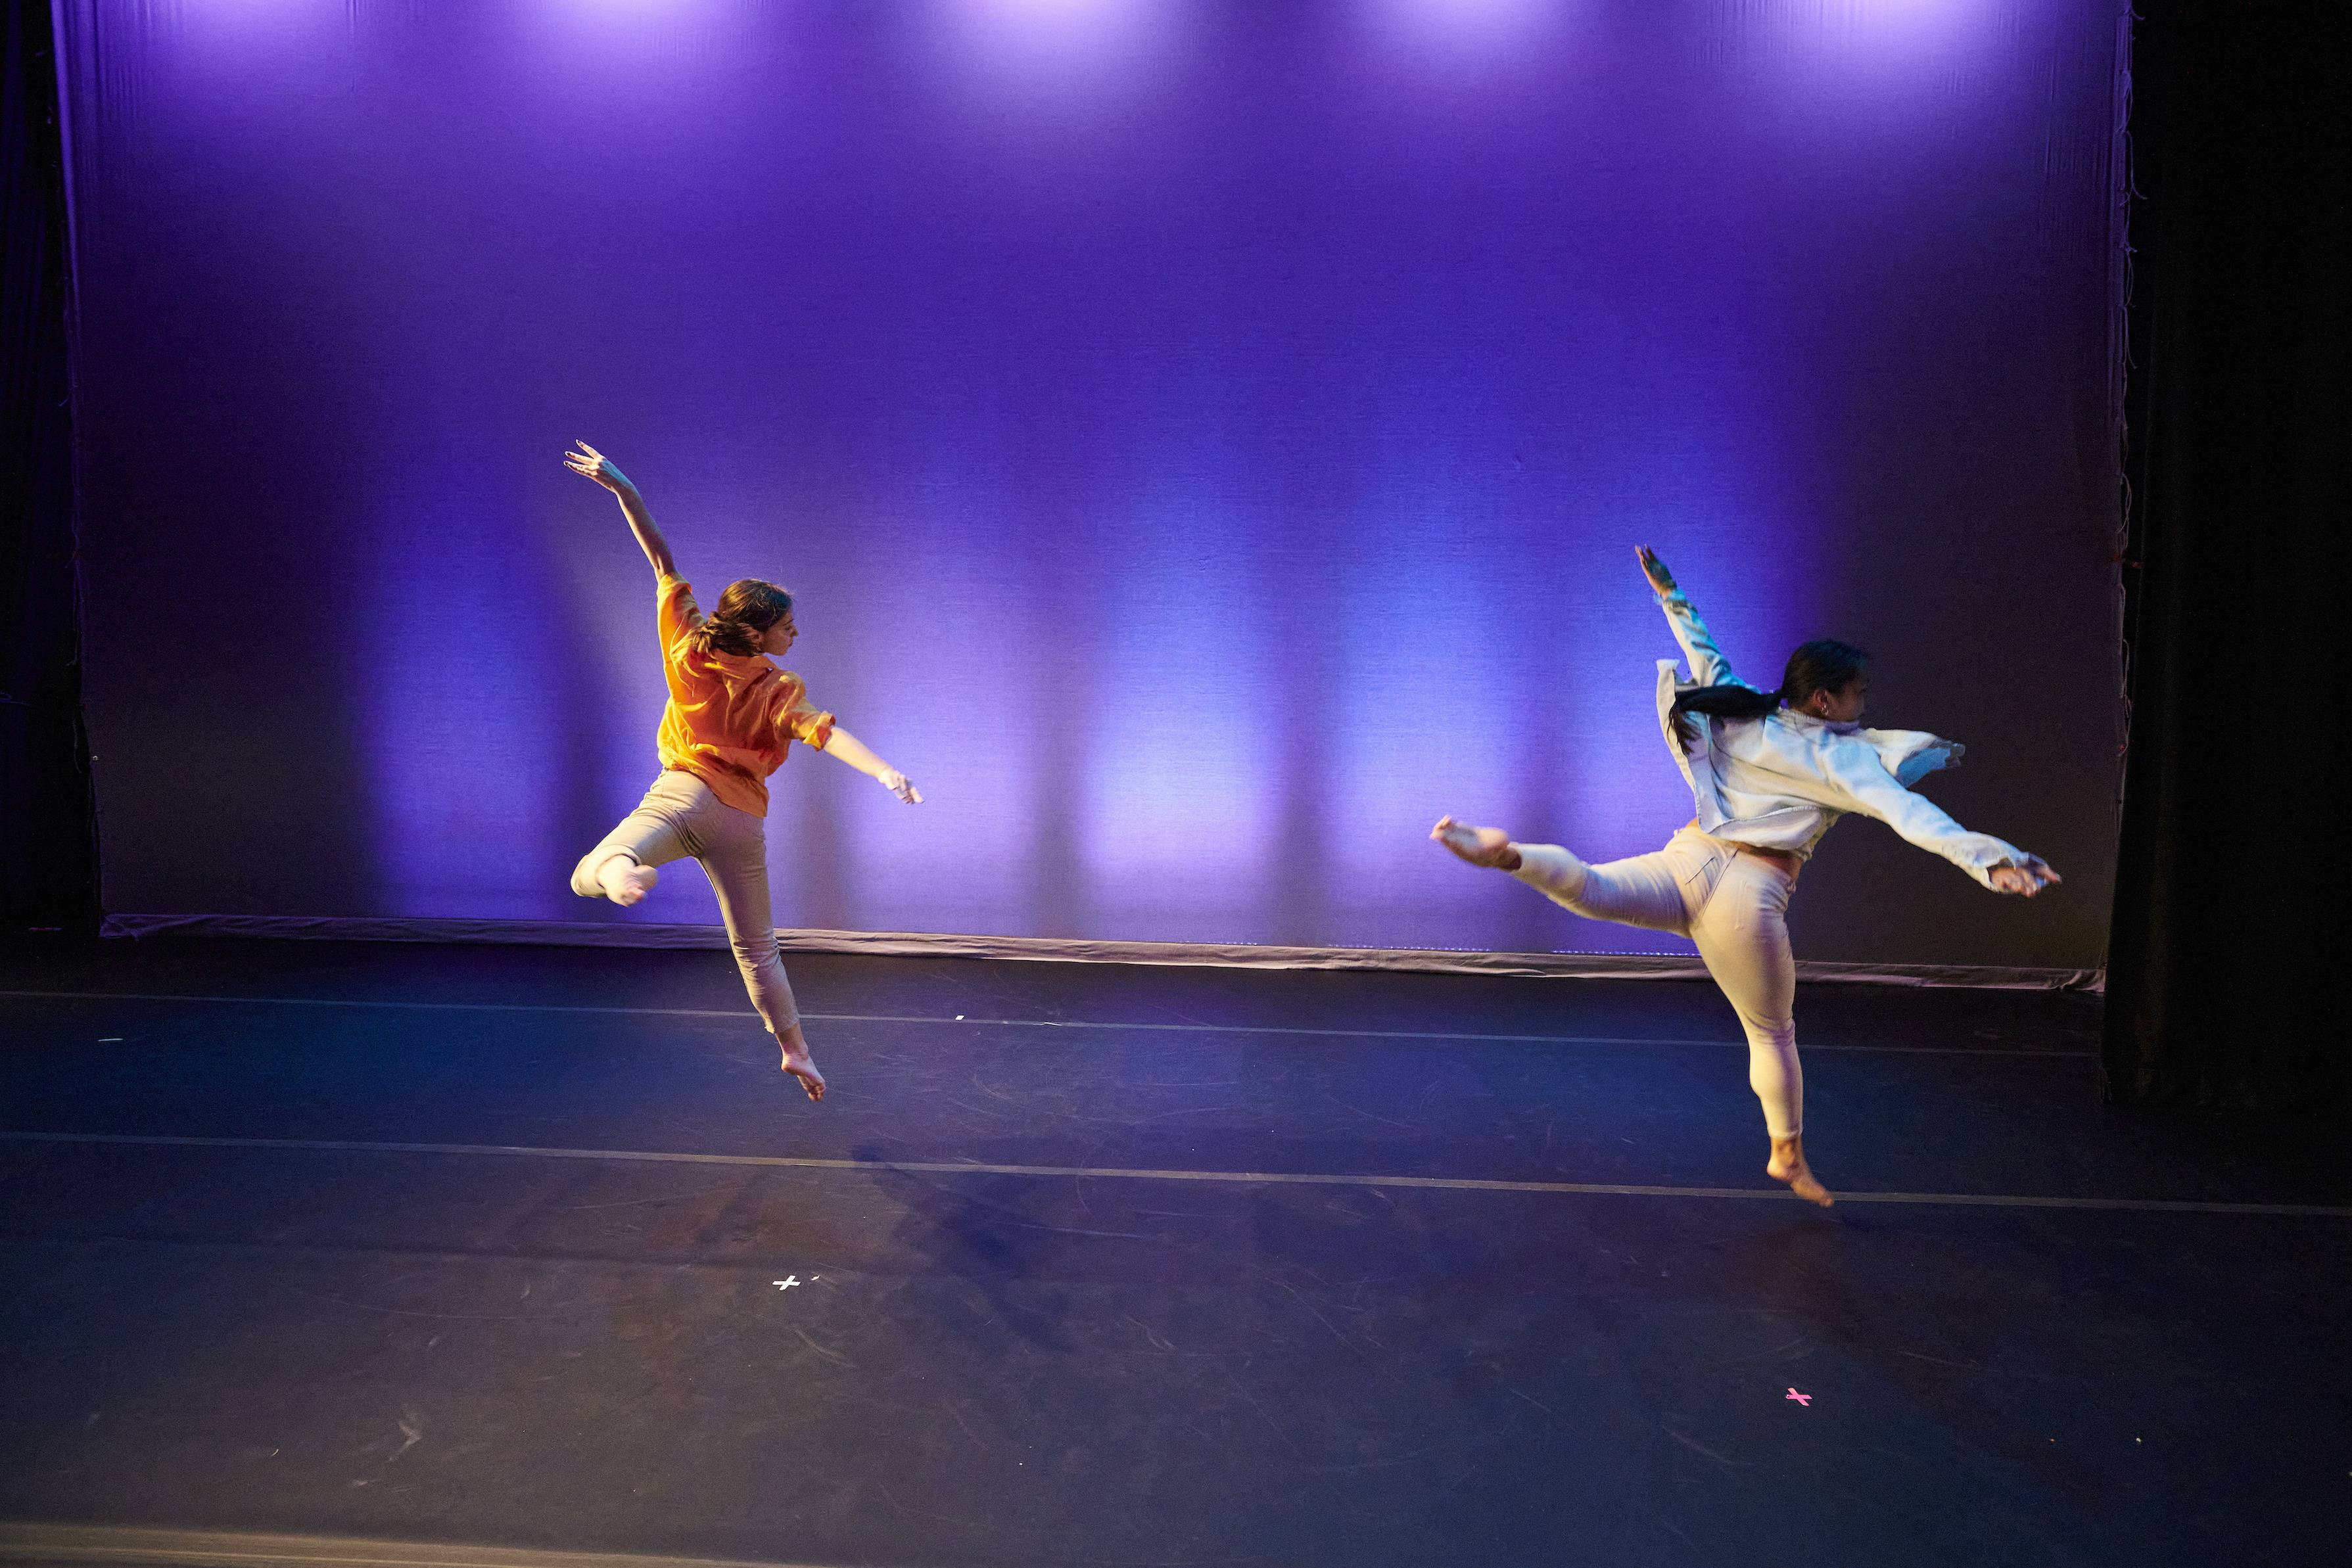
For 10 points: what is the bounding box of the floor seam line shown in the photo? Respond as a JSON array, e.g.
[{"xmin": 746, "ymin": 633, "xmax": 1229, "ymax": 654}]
[{"xmin": 3, "ymin": 1131, "xmax": 2342, "ymax": 1216}]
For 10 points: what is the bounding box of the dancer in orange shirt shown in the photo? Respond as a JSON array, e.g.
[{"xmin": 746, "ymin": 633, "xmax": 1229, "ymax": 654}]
[{"xmin": 565, "ymin": 441, "xmax": 921, "ymax": 1101}]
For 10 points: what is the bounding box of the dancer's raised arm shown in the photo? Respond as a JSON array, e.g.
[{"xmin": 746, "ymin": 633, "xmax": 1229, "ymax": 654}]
[
  {"xmin": 565, "ymin": 440, "xmax": 676, "ymax": 578},
  {"xmin": 1637, "ymin": 547, "xmax": 1736, "ymax": 688}
]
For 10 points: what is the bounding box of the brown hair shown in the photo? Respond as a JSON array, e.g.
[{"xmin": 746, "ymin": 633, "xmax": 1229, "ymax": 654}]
[
  {"xmin": 1669, "ymin": 639, "xmax": 1870, "ymax": 752},
  {"xmin": 690, "ymin": 579, "xmax": 794, "ymax": 657}
]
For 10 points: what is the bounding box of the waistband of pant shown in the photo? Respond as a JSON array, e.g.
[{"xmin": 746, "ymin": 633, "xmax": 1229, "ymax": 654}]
[{"xmin": 1678, "ymin": 822, "xmax": 1803, "ymax": 874}]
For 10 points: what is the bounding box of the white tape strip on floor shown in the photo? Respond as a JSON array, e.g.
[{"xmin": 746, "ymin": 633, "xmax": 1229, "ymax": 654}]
[{"xmin": 0, "ymin": 1524, "xmax": 828, "ymax": 1568}]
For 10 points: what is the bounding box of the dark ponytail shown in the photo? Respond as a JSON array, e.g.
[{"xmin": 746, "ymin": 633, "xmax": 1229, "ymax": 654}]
[
  {"xmin": 689, "ymin": 578, "xmax": 793, "ymax": 658},
  {"xmin": 1670, "ymin": 638, "xmax": 1869, "ymax": 751}
]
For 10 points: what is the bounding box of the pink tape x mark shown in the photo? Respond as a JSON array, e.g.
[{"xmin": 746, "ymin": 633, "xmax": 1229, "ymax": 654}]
[{"xmin": 1785, "ymin": 1388, "xmax": 1812, "ymax": 1406}]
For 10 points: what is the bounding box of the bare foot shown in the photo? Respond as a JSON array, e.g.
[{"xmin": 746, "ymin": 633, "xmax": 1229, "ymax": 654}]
[
  {"xmin": 777, "ymin": 1027, "xmax": 826, "ymax": 1103},
  {"xmin": 596, "ymin": 855, "xmax": 659, "ymax": 907},
  {"xmin": 1430, "ymin": 815, "xmax": 1521, "ymax": 870},
  {"xmin": 1768, "ymin": 1136, "xmax": 1835, "ymax": 1207}
]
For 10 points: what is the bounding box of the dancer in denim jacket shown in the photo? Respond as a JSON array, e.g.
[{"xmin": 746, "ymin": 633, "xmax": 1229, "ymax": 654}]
[{"xmin": 1434, "ymin": 547, "xmax": 2058, "ymax": 1205}]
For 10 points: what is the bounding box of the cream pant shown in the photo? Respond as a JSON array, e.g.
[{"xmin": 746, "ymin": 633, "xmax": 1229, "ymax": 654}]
[
  {"xmin": 1515, "ymin": 827, "xmax": 1804, "ymax": 1139},
  {"xmin": 571, "ymin": 770, "xmax": 801, "ymax": 1036}
]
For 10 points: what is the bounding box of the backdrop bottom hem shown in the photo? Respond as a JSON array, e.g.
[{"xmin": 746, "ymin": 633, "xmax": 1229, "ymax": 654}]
[{"xmin": 96, "ymin": 912, "xmax": 2104, "ymax": 992}]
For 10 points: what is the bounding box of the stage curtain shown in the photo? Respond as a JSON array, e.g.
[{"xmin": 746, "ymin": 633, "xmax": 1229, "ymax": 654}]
[
  {"xmin": 0, "ymin": 0, "xmax": 97, "ymax": 940},
  {"xmin": 2102, "ymin": 9, "xmax": 2347, "ymax": 1106}
]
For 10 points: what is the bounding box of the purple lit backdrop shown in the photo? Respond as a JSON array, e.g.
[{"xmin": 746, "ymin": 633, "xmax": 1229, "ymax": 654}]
[{"xmin": 60, "ymin": 0, "xmax": 2123, "ymax": 965}]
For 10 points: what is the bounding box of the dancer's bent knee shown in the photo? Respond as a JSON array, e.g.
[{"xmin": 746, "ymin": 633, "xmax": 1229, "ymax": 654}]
[
  {"xmin": 571, "ymin": 850, "xmax": 640, "ymax": 900},
  {"xmin": 572, "ymin": 781, "xmax": 697, "ymax": 898}
]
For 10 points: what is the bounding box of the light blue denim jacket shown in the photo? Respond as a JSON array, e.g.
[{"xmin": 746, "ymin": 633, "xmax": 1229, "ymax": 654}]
[{"xmin": 1652, "ymin": 589, "xmax": 2029, "ymax": 888}]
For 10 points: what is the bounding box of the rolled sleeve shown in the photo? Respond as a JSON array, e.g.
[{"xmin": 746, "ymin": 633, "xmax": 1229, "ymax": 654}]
[{"xmin": 781, "ymin": 702, "xmax": 835, "ymax": 751}]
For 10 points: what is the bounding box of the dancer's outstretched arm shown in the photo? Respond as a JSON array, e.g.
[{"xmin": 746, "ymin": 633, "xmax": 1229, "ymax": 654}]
[
  {"xmin": 1637, "ymin": 546, "xmax": 1738, "ymax": 688},
  {"xmin": 821, "ymin": 727, "xmax": 924, "ymax": 805},
  {"xmin": 565, "ymin": 441, "xmax": 677, "ymax": 578},
  {"xmin": 1823, "ymin": 747, "xmax": 2061, "ymax": 896}
]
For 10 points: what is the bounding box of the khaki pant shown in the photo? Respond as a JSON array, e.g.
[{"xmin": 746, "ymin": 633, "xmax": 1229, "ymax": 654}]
[
  {"xmin": 571, "ymin": 770, "xmax": 801, "ymax": 1036},
  {"xmin": 1516, "ymin": 826, "xmax": 1804, "ymax": 1138}
]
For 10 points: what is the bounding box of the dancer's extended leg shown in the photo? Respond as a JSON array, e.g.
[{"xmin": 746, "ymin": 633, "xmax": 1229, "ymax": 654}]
[
  {"xmin": 1508, "ymin": 841, "xmax": 1695, "ymax": 935},
  {"xmin": 1434, "ymin": 816, "xmax": 1698, "ymax": 935}
]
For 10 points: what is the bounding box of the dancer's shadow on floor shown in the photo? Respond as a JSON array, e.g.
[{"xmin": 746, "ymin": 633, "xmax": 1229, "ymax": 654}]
[{"xmin": 850, "ymin": 1140, "xmax": 1121, "ymax": 1352}]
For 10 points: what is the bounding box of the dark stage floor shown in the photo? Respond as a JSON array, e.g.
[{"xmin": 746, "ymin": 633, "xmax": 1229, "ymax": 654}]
[{"xmin": 2, "ymin": 939, "xmax": 2346, "ymax": 1568}]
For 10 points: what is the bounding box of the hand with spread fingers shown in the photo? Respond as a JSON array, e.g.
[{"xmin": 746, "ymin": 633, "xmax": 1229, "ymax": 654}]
[
  {"xmin": 563, "ymin": 440, "xmax": 635, "ymax": 496},
  {"xmin": 566, "ymin": 439, "xmax": 672, "ymax": 575}
]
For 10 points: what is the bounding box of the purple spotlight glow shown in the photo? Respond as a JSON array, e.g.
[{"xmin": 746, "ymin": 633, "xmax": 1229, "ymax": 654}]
[
  {"xmin": 517, "ymin": 0, "xmax": 761, "ymax": 85},
  {"xmin": 932, "ymin": 0, "xmax": 1188, "ymax": 99},
  {"xmin": 552, "ymin": 0, "xmax": 722, "ymax": 12},
  {"xmin": 523, "ymin": 0, "xmax": 743, "ymax": 23},
  {"xmin": 1739, "ymin": 0, "xmax": 2011, "ymax": 106},
  {"xmin": 1364, "ymin": 0, "xmax": 1576, "ymax": 57},
  {"xmin": 166, "ymin": 0, "xmax": 342, "ymax": 66},
  {"xmin": 181, "ymin": 0, "xmax": 321, "ymax": 20}
]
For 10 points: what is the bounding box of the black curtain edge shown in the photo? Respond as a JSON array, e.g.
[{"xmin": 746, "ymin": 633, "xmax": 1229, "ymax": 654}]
[
  {"xmin": 3, "ymin": 0, "xmax": 101, "ymax": 944},
  {"xmin": 2097, "ymin": 6, "xmax": 2347, "ymax": 1112}
]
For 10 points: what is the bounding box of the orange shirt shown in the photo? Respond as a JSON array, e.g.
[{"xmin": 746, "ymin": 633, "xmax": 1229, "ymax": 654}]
[{"xmin": 652, "ymin": 573, "xmax": 834, "ymax": 818}]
